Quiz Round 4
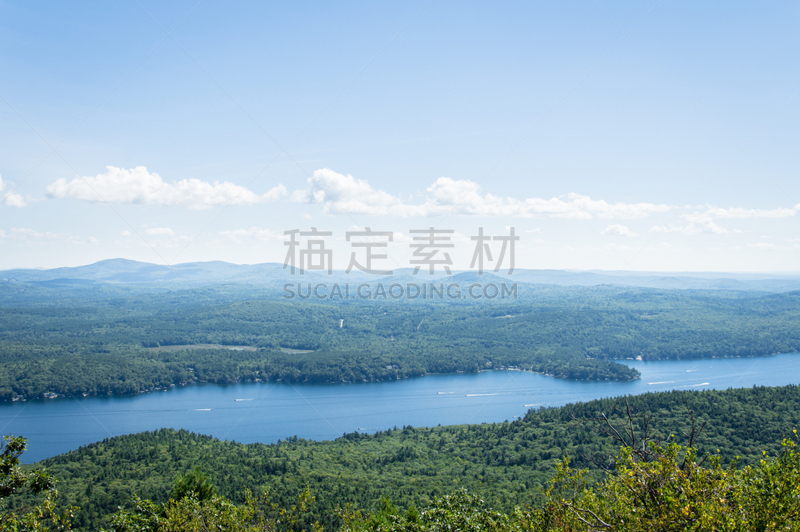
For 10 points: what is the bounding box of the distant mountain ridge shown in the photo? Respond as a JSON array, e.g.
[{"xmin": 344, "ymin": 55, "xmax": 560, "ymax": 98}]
[{"xmin": 2, "ymin": 258, "xmax": 800, "ymax": 292}]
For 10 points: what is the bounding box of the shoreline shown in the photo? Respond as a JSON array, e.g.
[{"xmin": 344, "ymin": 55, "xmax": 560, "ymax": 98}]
[{"xmin": 6, "ymin": 350, "xmax": 799, "ymax": 403}]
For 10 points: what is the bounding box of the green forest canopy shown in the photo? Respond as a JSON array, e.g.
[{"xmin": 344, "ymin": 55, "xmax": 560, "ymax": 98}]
[{"xmin": 1, "ymin": 285, "xmax": 799, "ymax": 399}]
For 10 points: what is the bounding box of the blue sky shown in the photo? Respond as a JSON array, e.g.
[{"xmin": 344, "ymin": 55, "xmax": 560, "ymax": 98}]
[{"xmin": 1, "ymin": 1, "xmax": 798, "ymax": 271}]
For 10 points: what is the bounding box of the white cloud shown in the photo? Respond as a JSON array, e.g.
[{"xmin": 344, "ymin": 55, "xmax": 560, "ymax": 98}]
[
  {"xmin": 651, "ymin": 215, "xmax": 728, "ymax": 235},
  {"xmin": 391, "ymin": 231, "xmax": 415, "ymax": 244},
  {"xmin": 422, "ymin": 179, "xmax": 670, "ymax": 218},
  {"xmin": 0, "ymin": 227, "xmax": 97, "ymax": 245},
  {"xmin": 116, "ymin": 226, "xmax": 191, "ymax": 247},
  {"xmin": 293, "ymin": 168, "xmax": 671, "ymax": 219},
  {"xmin": 647, "ymin": 204, "xmax": 795, "ymax": 236},
  {"xmin": 604, "ymin": 243, "xmax": 632, "ymax": 251},
  {"xmin": 47, "ymin": 166, "xmax": 287, "ymax": 209},
  {"xmin": 601, "ymin": 224, "xmax": 639, "ymax": 237},
  {"xmin": 4, "ymin": 194, "xmax": 27, "ymax": 208},
  {"xmin": 145, "ymin": 227, "xmax": 174, "ymax": 236},
  {"xmin": 749, "ymin": 242, "xmax": 800, "ymax": 251},
  {"xmin": 663, "ymin": 205, "xmax": 800, "ymax": 235},
  {"xmin": 524, "ymin": 228, "xmax": 541, "ymax": 233},
  {"xmin": 292, "ymin": 169, "xmax": 800, "ymax": 230},
  {"xmin": 217, "ymin": 226, "xmax": 283, "ymax": 243},
  {"xmin": 124, "ymin": 232, "xmax": 191, "ymax": 248},
  {"xmin": 0, "ymin": 175, "xmax": 27, "ymax": 207},
  {"xmin": 291, "ymin": 168, "xmax": 406, "ymax": 215},
  {"xmin": 647, "ymin": 202, "xmax": 800, "ymax": 237},
  {"xmin": 702, "ymin": 205, "xmax": 799, "ymax": 218}
]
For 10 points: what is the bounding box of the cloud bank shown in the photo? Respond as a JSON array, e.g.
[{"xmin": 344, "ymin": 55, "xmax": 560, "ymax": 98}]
[
  {"xmin": 0, "ymin": 227, "xmax": 97, "ymax": 245},
  {"xmin": 217, "ymin": 226, "xmax": 283, "ymax": 243},
  {"xmin": 650, "ymin": 204, "xmax": 800, "ymax": 235},
  {"xmin": 0, "ymin": 175, "xmax": 26, "ymax": 207},
  {"xmin": 292, "ymin": 168, "xmax": 671, "ymax": 219},
  {"xmin": 601, "ymin": 224, "xmax": 639, "ymax": 237},
  {"xmin": 47, "ymin": 166, "xmax": 286, "ymax": 209}
]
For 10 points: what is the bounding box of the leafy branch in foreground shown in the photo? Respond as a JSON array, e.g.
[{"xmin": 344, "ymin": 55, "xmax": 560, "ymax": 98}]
[
  {"xmin": 106, "ymin": 434, "xmax": 800, "ymax": 531},
  {"xmin": 341, "ymin": 433, "xmax": 800, "ymax": 532},
  {"xmin": 106, "ymin": 472, "xmax": 321, "ymax": 532},
  {"xmin": 547, "ymin": 433, "xmax": 800, "ymax": 531},
  {"xmin": 576, "ymin": 396, "xmax": 707, "ymax": 470},
  {"xmin": 0, "ymin": 435, "xmax": 75, "ymax": 532}
]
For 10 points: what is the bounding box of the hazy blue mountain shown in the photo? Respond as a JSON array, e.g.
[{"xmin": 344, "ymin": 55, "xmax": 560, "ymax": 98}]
[
  {"xmin": 1, "ymin": 259, "xmax": 322, "ymax": 286},
  {"xmin": 2, "ymin": 259, "xmax": 799, "ymax": 292},
  {"xmin": 508, "ymin": 269, "xmax": 800, "ymax": 292}
]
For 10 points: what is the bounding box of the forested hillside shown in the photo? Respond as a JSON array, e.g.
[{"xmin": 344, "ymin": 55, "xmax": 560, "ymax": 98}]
[
  {"xmin": 2, "ymin": 285, "xmax": 799, "ymax": 400},
  {"xmin": 24, "ymin": 385, "xmax": 800, "ymax": 531}
]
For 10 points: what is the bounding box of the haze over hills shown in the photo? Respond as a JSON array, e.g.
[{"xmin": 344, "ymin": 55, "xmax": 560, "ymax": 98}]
[
  {"xmin": 507, "ymin": 269, "xmax": 800, "ymax": 292},
  {"xmin": 2, "ymin": 259, "xmax": 800, "ymax": 293}
]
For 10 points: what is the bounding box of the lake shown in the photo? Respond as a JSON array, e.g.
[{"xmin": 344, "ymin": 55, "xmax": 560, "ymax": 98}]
[{"xmin": 3, "ymin": 353, "xmax": 800, "ymax": 463}]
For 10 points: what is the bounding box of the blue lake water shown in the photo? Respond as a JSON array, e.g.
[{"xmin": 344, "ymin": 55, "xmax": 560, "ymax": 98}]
[{"xmin": 3, "ymin": 353, "xmax": 800, "ymax": 463}]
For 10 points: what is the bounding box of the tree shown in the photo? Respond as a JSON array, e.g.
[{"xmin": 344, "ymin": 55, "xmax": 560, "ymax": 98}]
[
  {"xmin": 169, "ymin": 467, "xmax": 217, "ymax": 502},
  {"xmin": 106, "ymin": 485, "xmax": 321, "ymax": 532},
  {"xmin": 0, "ymin": 435, "xmax": 74, "ymax": 532},
  {"xmin": 339, "ymin": 490, "xmax": 516, "ymax": 532},
  {"xmin": 544, "ymin": 401, "xmax": 800, "ymax": 531}
]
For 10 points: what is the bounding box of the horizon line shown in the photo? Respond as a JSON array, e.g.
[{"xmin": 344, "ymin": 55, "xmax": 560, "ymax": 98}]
[{"xmin": 2, "ymin": 257, "xmax": 800, "ymax": 277}]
